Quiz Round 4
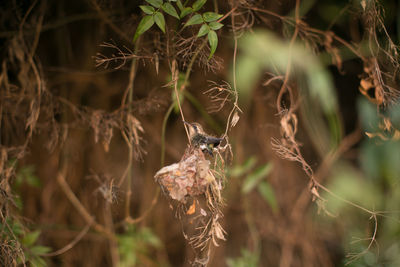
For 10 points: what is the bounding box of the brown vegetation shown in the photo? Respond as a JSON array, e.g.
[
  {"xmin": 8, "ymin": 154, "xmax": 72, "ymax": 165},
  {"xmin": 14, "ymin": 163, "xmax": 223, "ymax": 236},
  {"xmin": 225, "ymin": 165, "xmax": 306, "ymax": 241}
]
[{"xmin": 1, "ymin": 0, "xmax": 400, "ymax": 266}]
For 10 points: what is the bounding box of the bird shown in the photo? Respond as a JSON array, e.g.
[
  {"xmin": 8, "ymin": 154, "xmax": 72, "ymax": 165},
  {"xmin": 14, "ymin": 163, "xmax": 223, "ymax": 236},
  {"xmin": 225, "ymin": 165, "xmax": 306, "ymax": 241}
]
[{"xmin": 183, "ymin": 121, "xmax": 223, "ymax": 155}]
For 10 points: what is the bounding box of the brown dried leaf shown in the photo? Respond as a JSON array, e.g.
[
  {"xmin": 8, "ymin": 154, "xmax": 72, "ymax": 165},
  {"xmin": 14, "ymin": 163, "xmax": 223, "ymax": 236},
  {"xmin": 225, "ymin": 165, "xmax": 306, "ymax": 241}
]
[
  {"xmin": 231, "ymin": 111, "xmax": 240, "ymax": 128},
  {"xmin": 382, "ymin": 118, "xmax": 392, "ymax": 131},
  {"xmin": 360, "ymin": 79, "xmax": 373, "ymax": 91},
  {"xmin": 187, "ymin": 201, "xmax": 196, "ymax": 215},
  {"xmin": 365, "ymin": 131, "xmax": 388, "ymax": 140},
  {"xmin": 310, "ymin": 186, "xmax": 320, "ymax": 201}
]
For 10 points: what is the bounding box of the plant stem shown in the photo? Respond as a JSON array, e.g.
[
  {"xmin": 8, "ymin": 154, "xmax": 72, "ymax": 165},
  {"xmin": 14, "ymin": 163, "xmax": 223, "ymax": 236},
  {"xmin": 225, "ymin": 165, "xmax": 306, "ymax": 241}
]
[
  {"xmin": 160, "ymin": 38, "xmax": 208, "ymax": 166},
  {"xmin": 125, "ymin": 39, "xmax": 140, "ymax": 219},
  {"xmin": 161, "ymin": 104, "xmax": 174, "ymax": 167}
]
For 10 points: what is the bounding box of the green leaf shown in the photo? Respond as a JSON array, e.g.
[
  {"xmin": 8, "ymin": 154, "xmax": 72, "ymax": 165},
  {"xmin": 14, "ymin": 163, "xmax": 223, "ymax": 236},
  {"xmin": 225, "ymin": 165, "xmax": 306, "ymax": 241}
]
[
  {"xmin": 138, "ymin": 227, "xmax": 162, "ymax": 247},
  {"xmin": 209, "ymin": 21, "xmax": 223, "ymax": 30},
  {"xmin": 229, "ymin": 157, "xmax": 257, "ymax": 178},
  {"xmin": 207, "ymin": 30, "xmax": 218, "ymax": 59},
  {"xmin": 30, "ymin": 257, "xmax": 47, "ymax": 267},
  {"xmin": 154, "ymin": 12, "xmax": 166, "ymax": 33},
  {"xmin": 16, "ymin": 165, "xmax": 41, "ymax": 188},
  {"xmin": 176, "ymin": 0, "xmax": 184, "ymax": 11},
  {"xmin": 197, "ymin": 24, "xmax": 210, "ymax": 37},
  {"xmin": 140, "ymin": 5, "xmax": 155, "ymax": 15},
  {"xmin": 358, "ymin": 98, "xmax": 379, "ymax": 133},
  {"xmin": 184, "ymin": 14, "xmax": 203, "ymax": 27},
  {"xmin": 133, "ymin": 15, "xmax": 155, "ymax": 42},
  {"xmin": 30, "ymin": 245, "xmax": 52, "ymax": 255},
  {"xmin": 180, "ymin": 7, "xmax": 193, "ymax": 18},
  {"xmin": 145, "ymin": 0, "xmax": 162, "ymax": 8},
  {"xmin": 9, "ymin": 220, "xmax": 24, "ymax": 236},
  {"xmin": 257, "ymin": 181, "xmax": 278, "ymax": 212},
  {"xmin": 227, "ymin": 248, "xmax": 259, "ymax": 267},
  {"xmin": 22, "ymin": 230, "xmax": 41, "ymax": 247},
  {"xmin": 162, "ymin": 3, "xmax": 179, "ymax": 19},
  {"xmin": 242, "ymin": 163, "xmax": 273, "ymax": 194},
  {"xmin": 192, "ymin": 0, "xmax": 207, "ymax": 11},
  {"xmin": 202, "ymin": 12, "xmax": 223, "ymax": 22}
]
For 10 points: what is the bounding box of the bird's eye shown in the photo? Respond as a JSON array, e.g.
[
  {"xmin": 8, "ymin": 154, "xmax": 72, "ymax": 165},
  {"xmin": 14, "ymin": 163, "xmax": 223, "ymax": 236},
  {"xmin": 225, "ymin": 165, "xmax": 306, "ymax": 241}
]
[{"xmin": 193, "ymin": 125, "xmax": 198, "ymax": 131}]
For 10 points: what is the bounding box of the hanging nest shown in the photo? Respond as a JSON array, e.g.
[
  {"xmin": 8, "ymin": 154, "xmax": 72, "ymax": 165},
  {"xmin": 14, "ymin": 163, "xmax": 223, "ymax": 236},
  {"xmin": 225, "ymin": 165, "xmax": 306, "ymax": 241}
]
[
  {"xmin": 155, "ymin": 146, "xmax": 215, "ymax": 202},
  {"xmin": 154, "ymin": 145, "xmax": 226, "ymax": 266}
]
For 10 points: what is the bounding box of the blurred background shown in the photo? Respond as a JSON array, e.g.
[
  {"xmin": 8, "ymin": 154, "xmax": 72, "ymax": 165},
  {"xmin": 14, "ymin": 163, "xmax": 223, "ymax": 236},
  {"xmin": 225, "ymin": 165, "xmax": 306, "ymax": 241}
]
[{"xmin": 1, "ymin": 0, "xmax": 400, "ymax": 266}]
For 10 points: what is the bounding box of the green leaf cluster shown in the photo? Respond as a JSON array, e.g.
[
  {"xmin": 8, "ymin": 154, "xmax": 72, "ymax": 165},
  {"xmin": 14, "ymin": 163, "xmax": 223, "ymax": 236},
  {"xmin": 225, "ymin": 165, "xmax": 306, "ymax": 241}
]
[
  {"xmin": 183, "ymin": 11, "xmax": 222, "ymax": 59},
  {"xmin": 117, "ymin": 225, "xmax": 161, "ymax": 267},
  {"xmin": 134, "ymin": 0, "xmax": 224, "ymax": 59},
  {"xmin": 134, "ymin": 0, "xmax": 181, "ymax": 41},
  {"xmin": 15, "ymin": 165, "xmax": 41, "ymax": 188},
  {"xmin": 1, "ymin": 219, "xmax": 51, "ymax": 267},
  {"xmin": 227, "ymin": 248, "xmax": 259, "ymax": 267},
  {"xmin": 229, "ymin": 157, "xmax": 277, "ymax": 212}
]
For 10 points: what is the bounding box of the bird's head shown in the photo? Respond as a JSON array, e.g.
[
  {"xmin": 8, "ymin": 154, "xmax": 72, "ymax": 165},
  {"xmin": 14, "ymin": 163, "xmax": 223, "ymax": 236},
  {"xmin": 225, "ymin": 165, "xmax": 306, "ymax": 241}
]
[{"xmin": 183, "ymin": 121, "xmax": 205, "ymax": 138}]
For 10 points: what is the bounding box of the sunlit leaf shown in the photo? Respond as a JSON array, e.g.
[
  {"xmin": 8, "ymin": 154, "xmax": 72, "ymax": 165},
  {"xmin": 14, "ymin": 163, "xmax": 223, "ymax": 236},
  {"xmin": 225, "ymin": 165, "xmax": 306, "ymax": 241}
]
[
  {"xmin": 145, "ymin": 0, "xmax": 162, "ymax": 8},
  {"xmin": 207, "ymin": 30, "xmax": 218, "ymax": 59},
  {"xmin": 242, "ymin": 163, "xmax": 273, "ymax": 194},
  {"xmin": 162, "ymin": 3, "xmax": 179, "ymax": 19},
  {"xmin": 184, "ymin": 14, "xmax": 203, "ymax": 27},
  {"xmin": 140, "ymin": 5, "xmax": 155, "ymax": 15},
  {"xmin": 203, "ymin": 12, "xmax": 223, "ymax": 22},
  {"xmin": 180, "ymin": 7, "xmax": 193, "ymax": 18},
  {"xmin": 209, "ymin": 21, "xmax": 223, "ymax": 30},
  {"xmin": 133, "ymin": 15, "xmax": 154, "ymax": 42},
  {"xmin": 192, "ymin": 0, "xmax": 207, "ymax": 11},
  {"xmin": 154, "ymin": 12, "xmax": 166, "ymax": 33},
  {"xmin": 257, "ymin": 181, "xmax": 278, "ymax": 212},
  {"xmin": 197, "ymin": 24, "xmax": 210, "ymax": 37}
]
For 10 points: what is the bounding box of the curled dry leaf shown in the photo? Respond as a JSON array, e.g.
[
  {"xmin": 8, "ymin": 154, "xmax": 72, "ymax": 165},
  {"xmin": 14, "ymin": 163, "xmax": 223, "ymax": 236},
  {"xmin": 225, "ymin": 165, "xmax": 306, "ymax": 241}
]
[
  {"xmin": 310, "ymin": 185, "xmax": 320, "ymax": 202},
  {"xmin": 230, "ymin": 111, "xmax": 240, "ymax": 128},
  {"xmin": 187, "ymin": 200, "xmax": 196, "ymax": 215},
  {"xmin": 127, "ymin": 113, "xmax": 144, "ymax": 145}
]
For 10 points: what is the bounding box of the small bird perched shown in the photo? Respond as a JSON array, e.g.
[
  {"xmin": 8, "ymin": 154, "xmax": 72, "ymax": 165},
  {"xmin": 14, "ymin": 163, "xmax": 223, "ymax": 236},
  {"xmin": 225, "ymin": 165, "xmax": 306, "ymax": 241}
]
[{"xmin": 183, "ymin": 121, "xmax": 223, "ymax": 155}]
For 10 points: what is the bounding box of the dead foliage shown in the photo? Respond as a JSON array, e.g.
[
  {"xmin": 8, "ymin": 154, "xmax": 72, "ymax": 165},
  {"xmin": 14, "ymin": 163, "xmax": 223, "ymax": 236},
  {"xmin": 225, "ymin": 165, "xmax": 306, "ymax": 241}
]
[{"xmin": 0, "ymin": 0, "xmax": 399, "ymax": 266}]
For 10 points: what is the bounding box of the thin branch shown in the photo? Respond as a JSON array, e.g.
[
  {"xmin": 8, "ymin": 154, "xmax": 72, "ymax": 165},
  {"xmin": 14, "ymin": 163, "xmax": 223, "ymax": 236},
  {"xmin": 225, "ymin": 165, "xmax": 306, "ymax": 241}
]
[
  {"xmin": 56, "ymin": 165, "xmax": 116, "ymax": 241},
  {"xmin": 41, "ymin": 224, "xmax": 91, "ymax": 257}
]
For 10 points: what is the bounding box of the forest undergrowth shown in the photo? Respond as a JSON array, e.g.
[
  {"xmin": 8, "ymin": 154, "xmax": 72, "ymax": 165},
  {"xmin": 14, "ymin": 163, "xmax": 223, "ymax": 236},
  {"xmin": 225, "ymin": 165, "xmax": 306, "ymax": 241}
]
[{"xmin": 1, "ymin": 0, "xmax": 400, "ymax": 266}]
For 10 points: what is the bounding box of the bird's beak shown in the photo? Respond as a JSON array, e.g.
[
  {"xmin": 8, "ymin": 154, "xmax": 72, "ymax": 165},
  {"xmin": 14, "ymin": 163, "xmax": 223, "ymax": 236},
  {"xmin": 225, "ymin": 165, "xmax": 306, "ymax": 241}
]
[{"xmin": 183, "ymin": 121, "xmax": 191, "ymax": 126}]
